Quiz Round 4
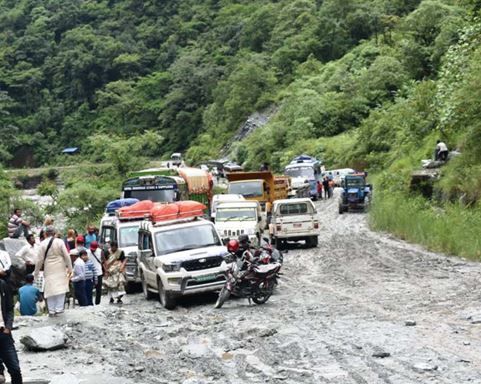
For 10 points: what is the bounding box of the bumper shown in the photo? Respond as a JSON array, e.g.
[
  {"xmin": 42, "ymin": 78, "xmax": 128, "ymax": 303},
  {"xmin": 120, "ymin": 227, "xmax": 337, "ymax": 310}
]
[
  {"xmin": 276, "ymin": 231, "xmax": 319, "ymax": 240},
  {"xmin": 161, "ymin": 266, "xmax": 230, "ymax": 295}
]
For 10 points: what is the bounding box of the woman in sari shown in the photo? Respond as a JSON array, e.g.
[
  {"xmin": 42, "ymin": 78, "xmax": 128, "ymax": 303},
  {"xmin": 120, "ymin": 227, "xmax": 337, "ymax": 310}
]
[{"xmin": 103, "ymin": 241, "xmax": 127, "ymax": 304}]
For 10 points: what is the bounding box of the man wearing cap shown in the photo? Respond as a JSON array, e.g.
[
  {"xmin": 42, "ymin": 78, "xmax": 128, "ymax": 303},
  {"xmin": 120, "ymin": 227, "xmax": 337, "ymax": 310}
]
[
  {"xmin": 87, "ymin": 241, "xmax": 104, "ymax": 305},
  {"xmin": 34, "ymin": 226, "xmax": 72, "ymax": 316},
  {"xmin": 0, "ymin": 258, "xmax": 22, "ymax": 384}
]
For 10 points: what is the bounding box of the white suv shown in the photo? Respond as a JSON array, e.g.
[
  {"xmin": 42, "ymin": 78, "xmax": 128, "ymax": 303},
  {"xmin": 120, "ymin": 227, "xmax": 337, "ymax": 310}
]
[{"xmin": 137, "ymin": 217, "xmax": 230, "ymax": 309}]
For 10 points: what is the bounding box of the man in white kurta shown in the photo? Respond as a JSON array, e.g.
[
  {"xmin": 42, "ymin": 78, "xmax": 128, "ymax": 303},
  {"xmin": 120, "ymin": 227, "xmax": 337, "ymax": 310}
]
[{"xmin": 34, "ymin": 226, "xmax": 72, "ymax": 316}]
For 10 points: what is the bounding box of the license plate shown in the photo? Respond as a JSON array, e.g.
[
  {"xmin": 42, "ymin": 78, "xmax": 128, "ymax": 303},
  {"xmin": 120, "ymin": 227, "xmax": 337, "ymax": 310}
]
[
  {"xmin": 195, "ymin": 274, "xmax": 216, "ymax": 282},
  {"xmin": 293, "ymin": 223, "xmax": 302, "ymax": 228}
]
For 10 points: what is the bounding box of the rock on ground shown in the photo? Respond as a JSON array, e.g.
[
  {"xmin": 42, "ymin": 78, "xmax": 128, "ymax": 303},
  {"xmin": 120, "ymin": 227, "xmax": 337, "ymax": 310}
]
[{"xmin": 20, "ymin": 326, "xmax": 67, "ymax": 351}]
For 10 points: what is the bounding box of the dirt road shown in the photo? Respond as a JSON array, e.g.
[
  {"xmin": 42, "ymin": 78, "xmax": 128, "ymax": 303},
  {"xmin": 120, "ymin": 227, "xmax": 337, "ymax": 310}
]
[{"xmin": 15, "ymin": 193, "xmax": 481, "ymax": 383}]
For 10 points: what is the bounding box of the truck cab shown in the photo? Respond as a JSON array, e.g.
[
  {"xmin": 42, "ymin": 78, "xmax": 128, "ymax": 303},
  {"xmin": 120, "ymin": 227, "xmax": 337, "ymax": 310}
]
[
  {"xmin": 339, "ymin": 173, "xmax": 371, "ymax": 213},
  {"xmin": 269, "ymin": 198, "xmax": 320, "ymax": 249},
  {"xmin": 214, "ymin": 201, "xmax": 263, "ymax": 245},
  {"xmin": 137, "ymin": 205, "xmax": 230, "ymax": 309}
]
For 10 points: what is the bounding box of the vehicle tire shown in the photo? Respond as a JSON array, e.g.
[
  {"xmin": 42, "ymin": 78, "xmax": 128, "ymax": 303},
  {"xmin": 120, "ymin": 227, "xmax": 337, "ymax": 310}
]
[
  {"xmin": 339, "ymin": 205, "xmax": 344, "ymax": 214},
  {"xmin": 141, "ymin": 271, "xmax": 156, "ymax": 300},
  {"xmin": 252, "ymin": 281, "xmax": 273, "ymax": 305},
  {"xmin": 309, "ymin": 236, "xmax": 318, "ymax": 248},
  {"xmin": 214, "ymin": 287, "xmax": 230, "ymax": 309},
  {"xmin": 125, "ymin": 281, "xmax": 139, "ymax": 293},
  {"xmin": 275, "ymin": 237, "xmax": 283, "ymax": 250},
  {"xmin": 158, "ymin": 279, "xmax": 176, "ymax": 310}
]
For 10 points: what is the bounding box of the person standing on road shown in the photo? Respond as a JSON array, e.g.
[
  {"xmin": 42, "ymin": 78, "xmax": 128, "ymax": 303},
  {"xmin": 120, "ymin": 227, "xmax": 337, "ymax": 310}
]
[
  {"xmin": 84, "ymin": 226, "xmax": 97, "ymax": 249},
  {"xmin": 64, "ymin": 229, "xmax": 76, "ymax": 252},
  {"xmin": 0, "ymin": 268, "xmax": 23, "ymax": 384},
  {"xmin": 103, "ymin": 241, "xmax": 127, "ymax": 305},
  {"xmin": 15, "ymin": 234, "xmax": 37, "ymax": 275},
  {"xmin": 316, "ymin": 180, "xmax": 323, "ymax": 200},
  {"xmin": 71, "ymin": 251, "xmax": 88, "ymax": 307},
  {"xmin": 88, "ymin": 241, "xmax": 104, "ymax": 305},
  {"xmin": 328, "ymin": 178, "xmax": 335, "ymax": 199},
  {"xmin": 34, "ymin": 226, "xmax": 73, "ymax": 316},
  {"xmin": 322, "ymin": 177, "xmax": 329, "ymax": 200},
  {"xmin": 7, "ymin": 209, "xmax": 30, "ymax": 239},
  {"xmin": 83, "ymin": 250, "xmax": 97, "ymax": 306}
]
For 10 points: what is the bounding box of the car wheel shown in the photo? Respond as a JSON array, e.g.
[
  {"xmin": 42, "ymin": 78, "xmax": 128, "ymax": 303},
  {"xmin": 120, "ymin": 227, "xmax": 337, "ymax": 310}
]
[
  {"xmin": 141, "ymin": 271, "xmax": 156, "ymax": 300},
  {"xmin": 158, "ymin": 279, "xmax": 176, "ymax": 310}
]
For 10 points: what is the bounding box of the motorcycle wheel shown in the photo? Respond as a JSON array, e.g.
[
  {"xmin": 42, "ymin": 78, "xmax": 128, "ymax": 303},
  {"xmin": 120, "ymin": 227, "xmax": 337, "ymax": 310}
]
[
  {"xmin": 214, "ymin": 287, "xmax": 231, "ymax": 309},
  {"xmin": 252, "ymin": 281, "xmax": 273, "ymax": 305}
]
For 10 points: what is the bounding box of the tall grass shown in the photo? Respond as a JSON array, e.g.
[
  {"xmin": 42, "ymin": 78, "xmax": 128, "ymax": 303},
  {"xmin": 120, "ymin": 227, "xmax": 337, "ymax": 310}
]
[{"xmin": 370, "ymin": 192, "xmax": 481, "ymax": 260}]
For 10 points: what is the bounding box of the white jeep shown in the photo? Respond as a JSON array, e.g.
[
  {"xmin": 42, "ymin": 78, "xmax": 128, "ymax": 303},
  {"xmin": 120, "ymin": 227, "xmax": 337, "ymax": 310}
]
[
  {"xmin": 269, "ymin": 198, "xmax": 320, "ymax": 249},
  {"xmin": 137, "ymin": 217, "xmax": 230, "ymax": 309},
  {"xmin": 214, "ymin": 201, "xmax": 263, "ymax": 245}
]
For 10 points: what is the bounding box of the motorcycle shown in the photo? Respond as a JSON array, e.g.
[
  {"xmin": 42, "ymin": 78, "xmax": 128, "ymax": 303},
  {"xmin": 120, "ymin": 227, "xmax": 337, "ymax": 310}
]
[{"xmin": 215, "ymin": 247, "xmax": 282, "ymax": 309}]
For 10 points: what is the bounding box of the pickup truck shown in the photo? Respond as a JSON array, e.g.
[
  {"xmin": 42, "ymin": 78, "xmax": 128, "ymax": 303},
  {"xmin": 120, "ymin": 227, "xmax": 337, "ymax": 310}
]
[{"xmin": 269, "ymin": 198, "xmax": 319, "ymax": 249}]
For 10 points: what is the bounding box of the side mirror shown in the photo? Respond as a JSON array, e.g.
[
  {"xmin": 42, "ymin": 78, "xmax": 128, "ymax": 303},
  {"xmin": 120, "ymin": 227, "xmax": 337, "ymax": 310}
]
[{"xmin": 141, "ymin": 249, "xmax": 153, "ymax": 258}]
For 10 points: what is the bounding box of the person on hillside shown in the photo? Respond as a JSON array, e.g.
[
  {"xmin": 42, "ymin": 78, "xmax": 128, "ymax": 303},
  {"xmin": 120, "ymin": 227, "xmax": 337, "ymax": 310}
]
[
  {"xmin": 18, "ymin": 275, "xmax": 42, "ymax": 316},
  {"xmin": 7, "ymin": 209, "xmax": 30, "ymax": 239},
  {"xmin": 71, "ymin": 250, "xmax": 88, "ymax": 307},
  {"xmin": 0, "ymin": 274, "xmax": 22, "ymax": 384},
  {"xmin": 103, "ymin": 241, "xmax": 127, "ymax": 305},
  {"xmin": 15, "ymin": 234, "xmax": 37, "ymax": 275},
  {"xmin": 88, "ymin": 241, "xmax": 104, "ymax": 305},
  {"xmin": 435, "ymin": 140, "xmax": 449, "ymax": 161},
  {"xmin": 34, "ymin": 226, "xmax": 73, "ymax": 317},
  {"xmin": 83, "ymin": 250, "xmax": 97, "ymax": 306}
]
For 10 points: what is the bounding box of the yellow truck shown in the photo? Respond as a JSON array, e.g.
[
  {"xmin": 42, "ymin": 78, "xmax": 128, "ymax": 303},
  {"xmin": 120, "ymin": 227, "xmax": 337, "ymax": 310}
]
[{"xmin": 226, "ymin": 171, "xmax": 289, "ymax": 213}]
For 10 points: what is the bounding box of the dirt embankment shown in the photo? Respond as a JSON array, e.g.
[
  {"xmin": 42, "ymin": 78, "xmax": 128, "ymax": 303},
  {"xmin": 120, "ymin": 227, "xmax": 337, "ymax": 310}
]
[{"xmin": 14, "ymin": 192, "xmax": 481, "ymax": 383}]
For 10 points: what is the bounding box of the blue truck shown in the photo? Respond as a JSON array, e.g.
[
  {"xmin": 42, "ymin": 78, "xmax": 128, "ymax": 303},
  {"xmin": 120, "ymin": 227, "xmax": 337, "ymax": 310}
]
[{"xmin": 338, "ymin": 173, "xmax": 372, "ymax": 213}]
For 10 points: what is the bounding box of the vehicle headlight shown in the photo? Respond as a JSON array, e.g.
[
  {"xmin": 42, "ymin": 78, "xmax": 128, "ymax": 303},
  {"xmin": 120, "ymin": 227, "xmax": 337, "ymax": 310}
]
[{"xmin": 162, "ymin": 262, "xmax": 182, "ymax": 272}]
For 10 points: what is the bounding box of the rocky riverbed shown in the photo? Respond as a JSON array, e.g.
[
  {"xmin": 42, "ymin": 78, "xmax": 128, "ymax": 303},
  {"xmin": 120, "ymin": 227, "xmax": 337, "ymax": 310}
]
[{"xmin": 11, "ymin": 194, "xmax": 481, "ymax": 383}]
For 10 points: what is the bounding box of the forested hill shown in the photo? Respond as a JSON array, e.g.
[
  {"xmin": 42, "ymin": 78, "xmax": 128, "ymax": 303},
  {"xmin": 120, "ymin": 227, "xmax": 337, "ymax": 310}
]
[{"xmin": 0, "ymin": 0, "xmax": 433, "ymax": 167}]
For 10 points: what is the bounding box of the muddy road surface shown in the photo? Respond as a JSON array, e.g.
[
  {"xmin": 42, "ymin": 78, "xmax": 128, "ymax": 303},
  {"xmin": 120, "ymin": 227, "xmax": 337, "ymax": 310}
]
[{"xmin": 15, "ymin": 193, "xmax": 481, "ymax": 383}]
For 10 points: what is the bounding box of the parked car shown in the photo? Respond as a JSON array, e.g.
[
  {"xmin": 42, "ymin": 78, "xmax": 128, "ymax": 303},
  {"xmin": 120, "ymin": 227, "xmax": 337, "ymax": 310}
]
[
  {"xmin": 214, "ymin": 201, "xmax": 263, "ymax": 245},
  {"xmin": 269, "ymin": 198, "xmax": 320, "ymax": 249},
  {"xmin": 138, "ymin": 209, "xmax": 230, "ymax": 309}
]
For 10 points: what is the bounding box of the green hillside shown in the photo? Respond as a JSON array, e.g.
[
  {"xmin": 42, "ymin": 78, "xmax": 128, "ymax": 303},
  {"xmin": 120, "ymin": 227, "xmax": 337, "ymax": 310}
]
[{"xmin": 0, "ymin": 0, "xmax": 480, "ymax": 257}]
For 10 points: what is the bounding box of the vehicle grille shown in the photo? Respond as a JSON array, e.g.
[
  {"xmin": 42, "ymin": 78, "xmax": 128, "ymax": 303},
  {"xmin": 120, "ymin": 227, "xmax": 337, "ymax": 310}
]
[
  {"xmin": 186, "ymin": 275, "xmax": 226, "ymax": 287},
  {"xmin": 182, "ymin": 256, "xmax": 223, "ymax": 271},
  {"xmin": 224, "ymin": 229, "xmax": 245, "ymax": 237}
]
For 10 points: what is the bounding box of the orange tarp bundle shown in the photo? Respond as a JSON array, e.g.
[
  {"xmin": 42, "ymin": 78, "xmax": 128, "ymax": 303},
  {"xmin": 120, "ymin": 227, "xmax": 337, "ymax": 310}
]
[
  {"xmin": 118, "ymin": 200, "xmax": 154, "ymax": 219},
  {"xmin": 151, "ymin": 201, "xmax": 206, "ymax": 222}
]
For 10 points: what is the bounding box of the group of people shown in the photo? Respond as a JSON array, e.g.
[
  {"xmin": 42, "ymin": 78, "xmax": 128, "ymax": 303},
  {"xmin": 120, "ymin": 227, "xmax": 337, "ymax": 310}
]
[
  {"xmin": 316, "ymin": 174, "xmax": 335, "ymax": 200},
  {"xmin": 0, "ymin": 212, "xmax": 130, "ymax": 384}
]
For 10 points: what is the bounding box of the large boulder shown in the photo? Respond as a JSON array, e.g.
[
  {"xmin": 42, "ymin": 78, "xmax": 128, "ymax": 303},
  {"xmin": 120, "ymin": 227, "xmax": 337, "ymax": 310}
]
[
  {"xmin": 20, "ymin": 326, "xmax": 67, "ymax": 351},
  {"xmin": 0, "ymin": 237, "xmax": 28, "ymax": 290}
]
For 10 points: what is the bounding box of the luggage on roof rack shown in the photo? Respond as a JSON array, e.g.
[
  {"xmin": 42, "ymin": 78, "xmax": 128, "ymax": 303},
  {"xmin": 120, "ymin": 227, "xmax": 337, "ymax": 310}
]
[
  {"xmin": 105, "ymin": 198, "xmax": 139, "ymax": 215},
  {"xmin": 150, "ymin": 201, "xmax": 206, "ymax": 223},
  {"xmin": 118, "ymin": 200, "xmax": 155, "ymax": 219}
]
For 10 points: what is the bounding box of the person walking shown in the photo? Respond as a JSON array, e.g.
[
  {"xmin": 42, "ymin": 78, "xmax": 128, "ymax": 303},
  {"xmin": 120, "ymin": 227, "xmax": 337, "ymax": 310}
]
[
  {"xmin": 103, "ymin": 241, "xmax": 127, "ymax": 305},
  {"xmin": 15, "ymin": 234, "xmax": 37, "ymax": 275},
  {"xmin": 7, "ymin": 209, "xmax": 29, "ymax": 239},
  {"xmin": 88, "ymin": 241, "xmax": 104, "ymax": 305},
  {"xmin": 18, "ymin": 275, "xmax": 42, "ymax": 316},
  {"xmin": 71, "ymin": 251, "xmax": 88, "ymax": 307},
  {"xmin": 83, "ymin": 250, "xmax": 97, "ymax": 306},
  {"xmin": 0, "ymin": 270, "xmax": 23, "ymax": 384},
  {"xmin": 34, "ymin": 226, "xmax": 73, "ymax": 317},
  {"xmin": 322, "ymin": 177, "xmax": 329, "ymax": 200}
]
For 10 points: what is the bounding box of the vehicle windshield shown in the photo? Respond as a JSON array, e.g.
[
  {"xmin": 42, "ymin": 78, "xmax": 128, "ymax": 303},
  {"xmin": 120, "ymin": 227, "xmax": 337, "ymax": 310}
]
[
  {"xmin": 124, "ymin": 189, "xmax": 177, "ymax": 203},
  {"xmin": 285, "ymin": 167, "xmax": 314, "ymax": 179},
  {"xmin": 119, "ymin": 226, "xmax": 139, "ymax": 248},
  {"xmin": 228, "ymin": 181, "xmax": 263, "ymax": 198},
  {"xmin": 216, "ymin": 208, "xmax": 257, "ymax": 222},
  {"xmin": 154, "ymin": 224, "xmax": 222, "ymax": 255},
  {"xmin": 346, "ymin": 178, "xmax": 365, "ymax": 188}
]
